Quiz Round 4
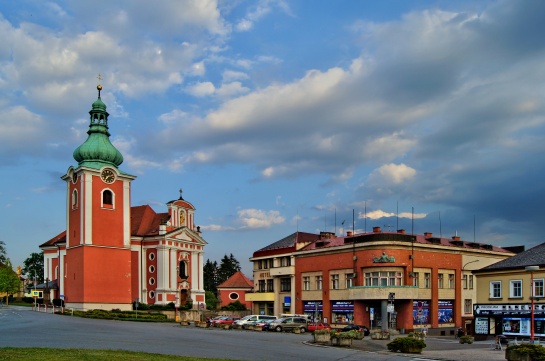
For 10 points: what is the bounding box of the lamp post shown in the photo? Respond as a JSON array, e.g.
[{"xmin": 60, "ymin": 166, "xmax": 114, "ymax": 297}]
[{"xmin": 525, "ymin": 266, "xmax": 539, "ymax": 343}]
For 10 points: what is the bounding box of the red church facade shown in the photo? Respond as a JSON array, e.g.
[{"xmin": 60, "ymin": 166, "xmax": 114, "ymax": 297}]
[{"xmin": 40, "ymin": 85, "xmax": 206, "ymax": 311}]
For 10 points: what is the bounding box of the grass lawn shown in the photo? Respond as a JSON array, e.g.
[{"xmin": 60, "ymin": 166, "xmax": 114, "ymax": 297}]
[{"xmin": 0, "ymin": 348, "xmax": 237, "ymax": 361}]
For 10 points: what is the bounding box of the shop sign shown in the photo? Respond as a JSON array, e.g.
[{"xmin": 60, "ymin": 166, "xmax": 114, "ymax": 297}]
[{"xmin": 331, "ymin": 301, "xmax": 354, "ymax": 313}]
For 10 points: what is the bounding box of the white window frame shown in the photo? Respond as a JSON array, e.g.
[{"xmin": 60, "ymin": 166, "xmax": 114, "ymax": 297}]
[
  {"xmin": 490, "ymin": 281, "xmax": 502, "ymax": 298},
  {"xmin": 412, "ymin": 272, "xmax": 419, "ymax": 287},
  {"xmin": 316, "ymin": 276, "xmax": 323, "ymax": 290},
  {"xmin": 331, "ymin": 274, "xmax": 340, "ymax": 290},
  {"xmin": 303, "ymin": 276, "xmax": 310, "ymax": 291},
  {"xmin": 510, "ymin": 280, "xmax": 522, "ymax": 298},
  {"xmin": 534, "ymin": 278, "xmax": 545, "ymax": 298}
]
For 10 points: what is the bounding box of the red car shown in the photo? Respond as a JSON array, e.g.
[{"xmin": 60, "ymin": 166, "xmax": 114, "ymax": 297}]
[
  {"xmin": 214, "ymin": 316, "xmax": 241, "ymax": 326},
  {"xmin": 307, "ymin": 322, "xmax": 332, "ymax": 332}
]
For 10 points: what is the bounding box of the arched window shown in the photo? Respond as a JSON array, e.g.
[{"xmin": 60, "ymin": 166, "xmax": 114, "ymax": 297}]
[
  {"xmin": 179, "ymin": 260, "xmax": 188, "ymax": 279},
  {"xmin": 72, "ymin": 189, "xmax": 78, "ymax": 209},
  {"xmin": 102, "ymin": 189, "xmax": 114, "ymax": 209}
]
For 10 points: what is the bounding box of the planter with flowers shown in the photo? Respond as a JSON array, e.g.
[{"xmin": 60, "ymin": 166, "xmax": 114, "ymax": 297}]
[{"xmin": 313, "ymin": 329, "xmax": 331, "ymax": 344}]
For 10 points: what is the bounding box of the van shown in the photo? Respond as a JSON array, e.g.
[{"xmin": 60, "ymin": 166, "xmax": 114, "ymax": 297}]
[
  {"xmin": 269, "ymin": 316, "xmax": 308, "ymax": 333},
  {"xmin": 234, "ymin": 314, "xmax": 277, "ymax": 328}
]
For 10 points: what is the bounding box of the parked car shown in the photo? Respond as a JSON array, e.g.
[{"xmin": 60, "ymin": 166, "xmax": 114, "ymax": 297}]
[
  {"xmin": 255, "ymin": 319, "xmax": 276, "ymax": 331},
  {"xmin": 208, "ymin": 316, "xmax": 228, "ymax": 326},
  {"xmin": 214, "ymin": 316, "xmax": 241, "ymax": 326},
  {"xmin": 269, "ymin": 317, "xmax": 308, "ymax": 333},
  {"xmin": 341, "ymin": 325, "xmax": 370, "ymax": 336},
  {"xmin": 234, "ymin": 314, "xmax": 277, "ymax": 328},
  {"xmin": 307, "ymin": 322, "xmax": 332, "ymax": 332}
]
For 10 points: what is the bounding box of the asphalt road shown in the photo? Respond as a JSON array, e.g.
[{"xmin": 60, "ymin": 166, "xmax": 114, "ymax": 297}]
[{"xmin": 0, "ymin": 306, "xmax": 398, "ymax": 361}]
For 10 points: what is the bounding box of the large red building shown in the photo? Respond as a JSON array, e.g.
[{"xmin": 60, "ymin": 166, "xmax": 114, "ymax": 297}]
[{"xmin": 39, "ymin": 85, "xmax": 206, "ymax": 311}]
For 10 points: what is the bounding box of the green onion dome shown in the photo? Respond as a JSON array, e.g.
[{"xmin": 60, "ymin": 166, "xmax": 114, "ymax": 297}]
[{"xmin": 73, "ymin": 85, "xmax": 124, "ymax": 168}]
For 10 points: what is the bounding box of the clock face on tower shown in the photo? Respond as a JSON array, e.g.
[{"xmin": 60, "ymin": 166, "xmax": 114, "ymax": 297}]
[{"xmin": 100, "ymin": 169, "xmax": 116, "ymax": 184}]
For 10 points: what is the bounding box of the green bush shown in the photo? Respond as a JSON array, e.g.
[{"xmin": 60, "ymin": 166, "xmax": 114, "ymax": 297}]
[
  {"xmin": 220, "ymin": 300, "xmax": 247, "ymax": 311},
  {"xmin": 331, "ymin": 331, "xmax": 358, "ymax": 339},
  {"xmin": 507, "ymin": 344, "xmax": 545, "ymax": 361},
  {"xmin": 387, "ymin": 336, "xmax": 426, "ymax": 353},
  {"xmin": 313, "ymin": 329, "xmax": 330, "ymax": 335}
]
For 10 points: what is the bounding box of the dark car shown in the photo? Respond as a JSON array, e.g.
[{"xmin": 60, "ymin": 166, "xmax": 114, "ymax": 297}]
[{"xmin": 341, "ymin": 325, "xmax": 370, "ymax": 336}]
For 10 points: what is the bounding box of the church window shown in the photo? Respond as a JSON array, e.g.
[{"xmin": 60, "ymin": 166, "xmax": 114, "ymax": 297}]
[
  {"xmin": 101, "ymin": 189, "xmax": 114, "ymax": 209},
  {"xmin": 149, "ymin": 277, "xmax": 155, "ymax": 285},
  {"xmin": 229, "ymin": 292, "xmax": 239, "ymax": 300},
  {"xmin": 149, "ymin": 252, "xmax": 155, "ymax": 261},
  {"xmin": 149, "ymin": 265, "xmax": 155, "ymax": 273},
  {"xmin": 149, "ymin": 291, "xmax": 155, "ymax": 299},
  {"xmin": 72, "ymin": 189, "xmax": 78, "ymax": 209},
  {"xmin": 179, "ymin": 261, "xmax": 188, "ymax": 279}
]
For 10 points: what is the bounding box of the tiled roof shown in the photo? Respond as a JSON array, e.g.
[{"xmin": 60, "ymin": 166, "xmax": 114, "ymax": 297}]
[
  {"xmin": 130, "ymin": 205, "xmax": 170, "ymax": 236},
  {"xmin": 39, "ymin": 230, "xmax": 66, "ymax": 248},
  {"xmin": 255, "ymin": 232, "xmax": 319, "ymax": 252},
  {"xmin": 217, "ymin": 271, "xmax": 253, "ymax": 289},
  {"xmin": 42, "ymin": 205, "xmax": 172, "ymax": 245},
  {"xmin": 300, "ymin": 231, "xmax": 515, "ymax": 253},
  {"xmin": 476, "ymin": 242, "xmax": 545, "ymax": 272}
]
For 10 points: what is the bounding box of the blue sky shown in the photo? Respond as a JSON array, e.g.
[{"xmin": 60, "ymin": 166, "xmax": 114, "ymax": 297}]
[{"xmin": 1, "ymin": 0, "xmax": 544, "ymax": 277}]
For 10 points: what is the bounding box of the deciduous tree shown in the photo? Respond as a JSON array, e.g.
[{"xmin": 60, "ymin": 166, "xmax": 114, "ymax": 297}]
[
  {"xmin": 0, "ymin": 259, "xmax": 21, "ymax": 305},
  {"xmin": 22, "ymin": 252, "xmax": 44, "ymax": 286}
]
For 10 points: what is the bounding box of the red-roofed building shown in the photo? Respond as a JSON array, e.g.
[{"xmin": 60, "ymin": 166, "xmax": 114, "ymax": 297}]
[
  {"xmin": 39, "ymin": 86, "xmax": 206, "ymax": 311},
  {"xmin": 217, "ymin": 271, "xmax": 254, "ymax": 309}
]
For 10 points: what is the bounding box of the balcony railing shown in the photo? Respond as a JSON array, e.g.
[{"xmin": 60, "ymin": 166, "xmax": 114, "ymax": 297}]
[
  {"xmin": 348, "ymin": 285, "xmax": 419, "ymax": 300},
  {"xmin": 269, "ymin": 265, "xmax": 295, "ymax": 276}
]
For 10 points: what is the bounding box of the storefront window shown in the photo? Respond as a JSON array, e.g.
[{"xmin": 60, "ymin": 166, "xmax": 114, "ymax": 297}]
[{"xmin": 331, "ymin": 301, "xmax": 354, "ymax": 324}]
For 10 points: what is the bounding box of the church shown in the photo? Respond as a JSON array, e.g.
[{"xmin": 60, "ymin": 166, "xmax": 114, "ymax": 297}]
[{"xmin": 39, "ymin": 84, "xmax": 206, "ymax": 311}]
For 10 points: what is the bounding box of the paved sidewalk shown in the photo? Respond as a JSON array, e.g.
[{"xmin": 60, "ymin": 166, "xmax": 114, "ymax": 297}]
[{"xmin": 350, "ymin": 336, "xmax": 506, "ymax": 361}]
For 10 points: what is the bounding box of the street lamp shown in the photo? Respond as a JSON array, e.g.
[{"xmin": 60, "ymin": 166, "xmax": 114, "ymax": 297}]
[{"xmin": 525, "ymin": 266, "xmax": 539, "ymax": 343}]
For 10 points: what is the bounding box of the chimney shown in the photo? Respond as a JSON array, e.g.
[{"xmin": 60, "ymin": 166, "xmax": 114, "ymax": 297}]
[
  {"xmin": 452, "ymin": 235, "xmax": 460, "ymax": 241},
  {"xmin": 373, "ymin": 226, "xmax": 381, "ymax": 233},
  {"xmin": 424, "ymin": 232, "xmax": 432, "ymax": 237},
  {"xmin": 397, "ymin": 229, "xmax": 406, "ymax": 234},
  {"xmin": 347, "ymin": 231, "xmax": 353, "ymax": 237},
  {"xmin": 159, "ymin": 224, "xmax": 166, "ymax": 235}
]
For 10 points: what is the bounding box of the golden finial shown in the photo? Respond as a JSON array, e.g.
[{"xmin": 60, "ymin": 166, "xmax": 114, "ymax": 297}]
[{"xmin": 97, "ymin": 73, "xmax": 103, "ymax": 97}]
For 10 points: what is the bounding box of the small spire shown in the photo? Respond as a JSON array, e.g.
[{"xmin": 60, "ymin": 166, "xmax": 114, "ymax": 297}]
[
  {"xmin": 179, "ymin": 188, "xmax": 184, "ymax": 200},
  {"xmin": 97, "ymin": 73, "xmax": 103, "ymax": 97}
]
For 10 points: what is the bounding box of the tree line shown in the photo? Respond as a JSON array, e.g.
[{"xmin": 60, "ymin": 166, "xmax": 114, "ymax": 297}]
[{"xmin": 0, "ymin": 240, "xmax": 44, "ymax": 305}]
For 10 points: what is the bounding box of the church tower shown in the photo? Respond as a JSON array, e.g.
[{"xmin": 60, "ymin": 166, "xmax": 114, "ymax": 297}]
[{"xmin": 61, "ymin": 83, "xmax": 136, "ymax": 310}]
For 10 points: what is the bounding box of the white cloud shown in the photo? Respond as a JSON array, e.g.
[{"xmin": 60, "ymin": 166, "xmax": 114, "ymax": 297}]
[
  {"xmin": 369, "ymin": 164, "xmax": 417, "ymax": 185},
  {"xmin": 222, "ymin": 70, "xmax": 249, "ymax": 82},
  {"xmin": 216, "ymin": 82, "xmax": 250, "ymax": 98},
  {"xmin": 185, "ymin": 82, "xmax": 216, "ymax": 97},
  {"xmin": 237, "ymin": 209, "xmax": 285, "ymax": 228}
]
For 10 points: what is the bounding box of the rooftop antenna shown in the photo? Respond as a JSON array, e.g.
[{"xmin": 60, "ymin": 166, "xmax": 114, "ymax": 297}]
[
  {"xmin": 396, "ymin": 201, "xmax": 399, "ymax": 231},
  {"xmin": 439, "ymin": 211, "xmax": 442, "ymax": 238},
  {"xmin": 364, "ymin": 201, "xmax": 367, "ymax": 233},
  {"xmin": 334, "ymin": 208, "xmax": 337, "ymax": 235}
]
